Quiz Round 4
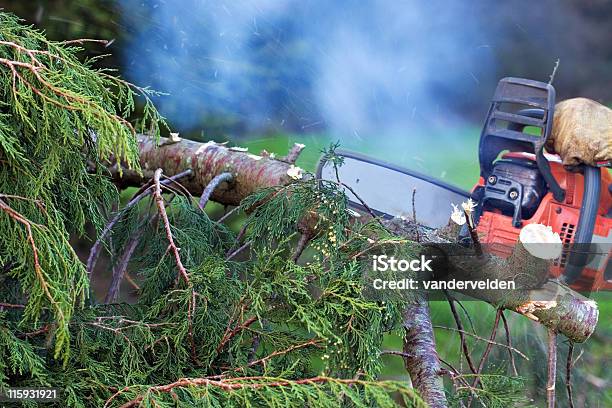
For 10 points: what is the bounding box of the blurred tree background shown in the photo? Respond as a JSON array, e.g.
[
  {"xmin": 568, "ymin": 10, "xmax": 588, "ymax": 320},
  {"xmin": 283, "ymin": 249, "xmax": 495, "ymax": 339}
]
[
  {"xmin": 0, "ymin": 1, "xmax": 610, "ymax": 406},
  {"xmin": 2, "ymin": 0, "xmax": 612, "ymax": 141},
  {"xmin": 2, "ymin": 0, "xmax": 610, "ymax": 189}
]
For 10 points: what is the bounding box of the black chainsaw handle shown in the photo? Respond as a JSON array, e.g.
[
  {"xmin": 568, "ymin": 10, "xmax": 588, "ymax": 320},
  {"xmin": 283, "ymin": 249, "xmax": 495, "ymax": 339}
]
[
  {"xmin": 563, "ymin": 165, "xmax": 601, "ymax": 284},
  {"xmin": 507, "ymin": 108, "xmax": 565, "ymax": 202}
]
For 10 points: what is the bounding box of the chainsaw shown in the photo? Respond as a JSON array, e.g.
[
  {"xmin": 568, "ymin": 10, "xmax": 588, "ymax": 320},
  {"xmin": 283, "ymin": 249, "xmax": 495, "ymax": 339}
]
[{"xmin": 316, "ymin": 77, "xmax": 612, "ymax": 291}]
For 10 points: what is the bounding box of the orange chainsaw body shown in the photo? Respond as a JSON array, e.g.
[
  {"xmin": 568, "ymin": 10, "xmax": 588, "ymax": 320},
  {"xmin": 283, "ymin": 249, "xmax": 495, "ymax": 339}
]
[{"xmin": 475, "ymin": 152, "xmax": 612, "ymax": 291}]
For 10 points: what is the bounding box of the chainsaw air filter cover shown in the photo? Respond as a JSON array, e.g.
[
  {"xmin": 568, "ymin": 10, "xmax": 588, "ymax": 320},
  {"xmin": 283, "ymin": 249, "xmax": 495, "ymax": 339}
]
[{"xmin": 483, "ymin": 157, "xmax": 548, "ymax": 224}]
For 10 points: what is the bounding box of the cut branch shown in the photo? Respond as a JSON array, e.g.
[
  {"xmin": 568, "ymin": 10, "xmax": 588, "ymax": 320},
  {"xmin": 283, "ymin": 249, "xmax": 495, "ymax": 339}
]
[
  {"xmin": 199, "ymin": 172, "xmax": 233, "ymax": 209},
  {"xmin": 152, "ymin": 168, "xmax": 189, "ymax": 285},
  {"xmin": 402, "ymin": 297, "xmax": 448, "ymax": 408},
  {"xmin": 109, "ymin": 135, "xmax": 303, "ymax": 206},
  {"xmin": 108, "ymin": 137, "xmax": 598, "ymax": 343},
  {"xmin": 280, "ymin": 142, "xmax": 305, "ymax": 164},
  {"xmin": 423, "ymin": 224, "xmax": 598, "ymax": 343}
]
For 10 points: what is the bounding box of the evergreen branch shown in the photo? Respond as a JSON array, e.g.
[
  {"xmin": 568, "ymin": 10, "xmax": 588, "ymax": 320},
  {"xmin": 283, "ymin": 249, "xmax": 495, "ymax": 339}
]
[
  {"xmin": 0, "ymin": 198, "xmax": 67, "ymax": 353},
  {"xmin": 152, "ymin": 169, "xmax": 199, "ymax": 363},
  {"xmin": 216, "ymin": 315, "xmax": 259, "ymax": 355},
  {"xmin": 467, "ymin": 308, "xmax": 502, "ymax": 408},
  {"xmin": 216, "ymin": 205, "xmax": 240, "ymax": 224},
  {"xmin": 322, "ymin": 178, "xmax": 388, "ymax": 231},
  {"xmin": 0, "ymin": 11, "xmax": 168, "ymax": 366},
  {"xmin": 106, "ymin": 376, "xmax": 425, "ymax": 408},
  {"xmin": 226, "ymin": 242, "xmax": 251, "ymax": 261},
  {"xmin": 229, "ymin": 339, "xmax": 325, "ymax": 373},
  {"xmin": 0, "ymin": 302, "xmax": 25, "ymax": 309},
  {"xmin": 87, "ymin": 169, "xmax": 193, "ymax": 275},
  {"xmin": 153, "ymin": 169, "xmax": 190, "ymax": 285},
  {"xmin": 0, "ymin": 56, "xmax": 136, "ymax": 137}
]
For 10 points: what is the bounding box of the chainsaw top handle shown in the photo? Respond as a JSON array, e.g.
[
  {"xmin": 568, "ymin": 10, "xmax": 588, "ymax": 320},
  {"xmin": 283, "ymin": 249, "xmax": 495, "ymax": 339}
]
[
  {"xmin": 478, "ymin": 77, "xmax": 565, "ymax": 203},
  {"xmin": 562, "ymin": 165, "xmax": 602, "ymax": 284}
]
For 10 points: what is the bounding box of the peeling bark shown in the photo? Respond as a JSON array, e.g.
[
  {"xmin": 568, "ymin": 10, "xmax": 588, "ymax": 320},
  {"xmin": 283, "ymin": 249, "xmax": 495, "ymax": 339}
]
[
  {"xmin": 108, "ymin": 135, "xmax": 303, "ymax": 205},
  {"xmin": 403, "ymin": 297, "xmax": 448, "ymax": 408}
]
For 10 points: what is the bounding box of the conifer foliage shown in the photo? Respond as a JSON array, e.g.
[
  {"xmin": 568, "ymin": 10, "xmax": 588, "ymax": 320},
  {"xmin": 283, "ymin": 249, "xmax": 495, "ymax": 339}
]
[
  {"xmin": 0, "ymin": 11, "xmax": 165, "ymax": 363},
  {"xmin": 0, "ymin": 13, "xmax": 428, "ymax": 407}
]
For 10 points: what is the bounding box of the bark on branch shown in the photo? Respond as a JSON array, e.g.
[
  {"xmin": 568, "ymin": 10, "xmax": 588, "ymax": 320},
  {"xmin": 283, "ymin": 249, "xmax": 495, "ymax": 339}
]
[
  {"xmin": 108, "ymin": 135, "xmax": 304, "ymax": 205},
  {"xmin": 425, "ymin": 241, "xmax": 598, "ymax": 343},
  {"xmin": 389, "ymin": 219, "xmax": 598, "ymax": 343},
  {"xmin": 403, "ymin": 297, "xmax": 448, "ymax": 407}
]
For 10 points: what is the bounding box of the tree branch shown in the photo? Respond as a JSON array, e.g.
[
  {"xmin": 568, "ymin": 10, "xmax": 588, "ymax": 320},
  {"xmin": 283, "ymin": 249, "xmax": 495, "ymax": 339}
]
[
  {"xmin": 566, "ymin": 342, "xmax": 575, "ymax": 408},
  {"xmin": 198, "ymin": 172, "xmax": 233, "ymax": 210},
  {"xmin": 87, "ymin": 169, "xmax": 193, "ymax": 276},
  {"xmin": 547, "ymin": 329, "xmax": 557, "ymax": 408},
  {"xmin": 280, "ymin": 142, "xmax": 305, "ymax": 164},
  {"xmin": 153, "ymin": 169, "xmax": 189, "ymax": 284},
  {"xmin": 104, "ymin": 234, "xmax": 140, "ymax": 303},
  {"xmin": 445, "ymin": 293, "xmax": 477, "ymax": 373},
  {"xmin": 402, "ymin": 297, "xmax": 448, "ymax": 408},
  {"xmin": 109, "ymin": 135, "xmax": 303, "ymax": 206}
]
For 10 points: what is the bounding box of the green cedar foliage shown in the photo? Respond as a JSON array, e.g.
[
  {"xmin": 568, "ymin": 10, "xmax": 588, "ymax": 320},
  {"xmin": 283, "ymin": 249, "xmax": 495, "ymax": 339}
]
[
  {"xmin": 0, "ymin": 13, "xmax": 424, "ymax": 407},
  {"xmin": 0, "ymin": 12, "xmax": 528, "ymax": 407},
  {"xmin": 0, "ymin": 12, "xmax": 165, "ymax": 364}
]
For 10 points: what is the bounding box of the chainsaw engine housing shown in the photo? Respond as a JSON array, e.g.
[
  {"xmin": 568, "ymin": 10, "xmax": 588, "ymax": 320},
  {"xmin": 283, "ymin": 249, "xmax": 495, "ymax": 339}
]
[
  {"xmin": 475, "ymin": 153, "xmax": 612, "ymax": 291},
  {"xmin": 476, "ymin": 157, "xmax": 548, "ymax": 226}
]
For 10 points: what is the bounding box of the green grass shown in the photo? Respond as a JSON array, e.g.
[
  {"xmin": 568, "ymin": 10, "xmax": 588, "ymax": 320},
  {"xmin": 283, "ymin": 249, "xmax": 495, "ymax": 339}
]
[{"xmin": 240, "ymin": 126, "xmax": 482, "ymax": 190}]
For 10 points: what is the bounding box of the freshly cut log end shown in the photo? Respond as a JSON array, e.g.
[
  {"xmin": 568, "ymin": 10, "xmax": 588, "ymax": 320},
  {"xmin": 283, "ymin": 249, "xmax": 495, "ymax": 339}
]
[{"xmin": 519, "ymin": 223, "xmax": 562, "ymax": 260}]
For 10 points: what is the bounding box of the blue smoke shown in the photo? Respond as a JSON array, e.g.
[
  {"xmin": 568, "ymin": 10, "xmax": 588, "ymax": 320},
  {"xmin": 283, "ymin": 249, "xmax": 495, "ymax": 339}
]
[{"xmin": 119, "ymin": 0, "xmax": 498, "ymax": 137}]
